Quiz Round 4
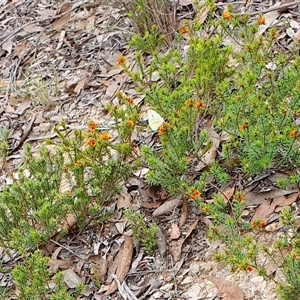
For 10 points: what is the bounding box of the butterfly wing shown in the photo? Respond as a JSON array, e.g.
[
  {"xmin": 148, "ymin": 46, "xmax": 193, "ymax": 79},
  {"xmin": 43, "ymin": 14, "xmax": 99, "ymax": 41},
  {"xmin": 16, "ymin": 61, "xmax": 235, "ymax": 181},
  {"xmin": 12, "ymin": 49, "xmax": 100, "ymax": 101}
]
[{"xmin": 147, "ymin": 109, "xmax": 164, "ymax": 131}]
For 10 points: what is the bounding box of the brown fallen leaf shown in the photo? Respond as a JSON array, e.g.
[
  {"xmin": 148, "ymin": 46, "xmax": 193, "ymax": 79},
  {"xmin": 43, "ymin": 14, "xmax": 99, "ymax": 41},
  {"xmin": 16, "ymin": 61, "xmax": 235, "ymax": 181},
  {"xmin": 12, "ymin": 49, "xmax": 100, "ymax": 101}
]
[
  {"xmin": 147, "ymin": 184, "xmax": 162, "ymax": 200},
  {"xmin": 62, "ymin": 269, "xmax": 84, "ymax": 289},
  {"xmin": 223, "ymin": 186, "xmax": 235, "ymax": 202},
  {"xmin": 141, "ymin": 201, "xmax": 162, "ymax": 209},
  {"xmin": 245, "ymin": 188, "xmax": 298, "ymax": 206},
  {"xmin": 169, "ymin": 218, "xmax": 199, "ymax": 262},
  {"xmin": 195, "ymin": 145, "xmax": 217, "ymax": 171},
  {"xmin": 207, "ymin": 276, "xmax": 244, "ymax": 300},
  {"xmin": 88, "ymin": 255, "xmax": 108, "ymax": 282},
  {"xmin": 152, "ymin": 197, "xmax": 181, "ymax": 217},
  {"xmin": 179, "ymin": 197, "xmax": 188, "ymax": 227},
  {"xmin": 104, "ymin": 235, "xmax": 134, "ymax": 295},
  {"xmin": 52, "ymin": 3, "xmax": 73, "ymax": 30},
  {"xmin": 264, "ymin": 246, "xmax": 292, "ymax": 276},
  {"xmin": 252, "ymin": 191, "xmax": 300, "ymax": 223},
  {"xmin": 48, "ymin": 259, "xmax": 74, "ymax": 273},
  {"xmin": 73, "ymin": 75, "xmax": 88, "ymax": 93}
]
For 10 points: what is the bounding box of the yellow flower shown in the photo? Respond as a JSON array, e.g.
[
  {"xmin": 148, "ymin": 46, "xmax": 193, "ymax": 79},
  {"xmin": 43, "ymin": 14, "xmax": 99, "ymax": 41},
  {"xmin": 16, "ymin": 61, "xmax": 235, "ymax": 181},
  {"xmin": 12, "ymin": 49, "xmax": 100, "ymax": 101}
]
[
  {"xmin": 158, "ymin": 123, "xmax": 170, "ymax": 137},
  {"xmin": 223, "ymin": 11, "xmax": 231, "ymax": 20},
  {"xmin": 99, "ymin": 132, "xmax": 112, "ymax": 140}
]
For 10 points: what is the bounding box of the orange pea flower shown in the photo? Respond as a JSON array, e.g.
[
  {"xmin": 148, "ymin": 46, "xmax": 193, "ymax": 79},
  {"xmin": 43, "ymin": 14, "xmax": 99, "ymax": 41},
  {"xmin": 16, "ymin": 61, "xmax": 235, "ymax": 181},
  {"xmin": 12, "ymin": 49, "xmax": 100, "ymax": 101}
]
[
  {"xmin": 179, "ymin": 27, "xmax": 189, "ymax": 34},
  {"xmin": 88, "ymin": 120, "xmax": 96, "ymax": 132},
  {"xmin": 74, "ymin": 160, "xmax": 81, "ymax": 167},
  {"xmin": 289, "ymin": 130, "xmax": 297, "ymax": 138},
  {"xmin": 184, "ymin": 99, "xmax": 193, "ymax": 107},
  {"xmin": 194, "ymin": 101, "xmax": 206, "ymax": 109},
  {"xmin": 125, "ymin": 96, "xmax": 134, "ymax": 105},
  {"xmin": 127, "ymin": 120, "xmax": 135, "ymax": 127},
  {"xmin": 190, "ymin": 189, "xmax": 201, "ymax": 200},
  {"xmin": 223, "ymin": 11, "xmax": 231, "ymax": 20},
  {"xmin": 116, "ymin": 56, "xmax": 125, "ymax": 65},
  {"xmin": 99, "ymin": 132, "xmax": 112, "ymax": 141},
  {"xmin": 257, "ymin": 15, "xmax": 266, "ymax": 25},
  {"xmin": 87, "ymin": 139, "xmax": 96, "ymax": 147},
  {"xmin": 239, "ymin": 124, "xmax": 247, "ymax": 131}
]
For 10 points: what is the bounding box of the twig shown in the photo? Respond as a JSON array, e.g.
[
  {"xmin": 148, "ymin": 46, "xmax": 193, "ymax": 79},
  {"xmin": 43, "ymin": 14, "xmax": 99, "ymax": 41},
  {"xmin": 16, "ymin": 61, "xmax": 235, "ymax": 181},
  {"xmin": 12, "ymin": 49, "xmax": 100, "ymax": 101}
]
[
  {"xmin": 49, "ymin": 239, "xmax": 86, "ymax": 261},
  {"xmin": 244, "ymin": 1, "xmax": 300, "ymax": 16}
]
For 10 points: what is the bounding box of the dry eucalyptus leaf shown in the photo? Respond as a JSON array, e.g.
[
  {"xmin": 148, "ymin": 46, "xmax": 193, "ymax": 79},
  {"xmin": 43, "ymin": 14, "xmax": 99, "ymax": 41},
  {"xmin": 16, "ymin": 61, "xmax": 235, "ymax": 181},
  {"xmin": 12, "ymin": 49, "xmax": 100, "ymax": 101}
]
[
  {"xmin": 264, "ymin": 246, "xmax": 292, "ymax": 276},
  {"xmin": 245, "ymin": 188, "xmax": 298, "ymax": 206},
  {"xmin": 62, "ymin": 269, "xmax": 84, "ymax": 288},
  {"xmin": 170, "ymin": 218, "xmax": 199, "ymax": 262},
  {"xmin": 73, "ymin": 75, "xmax": 88, "ymax": 93},
  {"xmin": 152, "ymin": 197, "xmax": 181, "ymax": 217},
  {"xmin": 179, "ymin": 197, "xmax": 188, "ymax": 227},
  {"xmin": 219, "ymin": 186, "xmax": 235, "ymax": 203},
  {"xmin": 195, "ymin": 145, "xmax": 217, "ymax": 171},
  {"xmin": 252, "ymin": 191, "xmax": 300, "ymax": 222},
  {"xmin": 48, "ymin": 259, "xmax": 74, "ymax": 273},
  {"xmin": 105, "ymin": 235, "xmax": 134, "ymax": 295},
  {"xmin": 88, "ymin": 255, "xmax": 108, "ymax": 282}
]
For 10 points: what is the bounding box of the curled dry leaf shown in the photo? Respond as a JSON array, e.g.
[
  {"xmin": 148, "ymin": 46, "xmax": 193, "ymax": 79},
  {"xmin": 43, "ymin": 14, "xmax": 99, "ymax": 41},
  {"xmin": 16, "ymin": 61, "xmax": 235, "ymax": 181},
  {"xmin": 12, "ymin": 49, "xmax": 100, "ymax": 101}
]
[
  {"xmin": 152, "ymin": 197, "xmax": 181, "ymax": 217},
  {"xmin": 52, "ymin": 3, "xmax": 73, "ymax": 30},
  {"xmin": 104, "ymin": 235, "xmax": 134, "ymax": 295},
  {"xmin": 207, "ymin": 276, "xmax": 244, "ymax": 300}
]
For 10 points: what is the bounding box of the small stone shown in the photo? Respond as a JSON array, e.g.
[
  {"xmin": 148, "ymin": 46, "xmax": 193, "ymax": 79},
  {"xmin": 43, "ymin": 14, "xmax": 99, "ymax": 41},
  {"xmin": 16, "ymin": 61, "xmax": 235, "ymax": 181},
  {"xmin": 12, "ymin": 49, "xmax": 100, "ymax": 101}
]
[
  {"xmin": 250, "ymin": 276, "xmax": 264, "ymax": 284},
  {"xmin": 265, "ymin": 223, "xmax": 277, "ymax": 232},
  {"xmin": 183, "ymin": 283, "xmax": 202, "ymax": 300},
  {"xmin": 152, "ymin": 291, "xmax": 163, "ymax": 298},
  {"xmin": 160, "ymin": 283, "xmax": 174, "ymax": 292},
  {"xmin": 181, "ymin": 276, "xmax": 193, "ymax": 284},
  {"xmin": 189, "ymin": 261, "xmax": 200, "ymax": 276}
]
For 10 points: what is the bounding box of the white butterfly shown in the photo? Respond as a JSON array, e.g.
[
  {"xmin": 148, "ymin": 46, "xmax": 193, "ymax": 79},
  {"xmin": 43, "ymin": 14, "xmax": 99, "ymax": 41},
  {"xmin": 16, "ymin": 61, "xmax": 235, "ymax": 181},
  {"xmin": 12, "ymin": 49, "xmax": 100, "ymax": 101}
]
[{"xmin": 147, "ymin": 109, "xmax": 164, "ymax": 131}]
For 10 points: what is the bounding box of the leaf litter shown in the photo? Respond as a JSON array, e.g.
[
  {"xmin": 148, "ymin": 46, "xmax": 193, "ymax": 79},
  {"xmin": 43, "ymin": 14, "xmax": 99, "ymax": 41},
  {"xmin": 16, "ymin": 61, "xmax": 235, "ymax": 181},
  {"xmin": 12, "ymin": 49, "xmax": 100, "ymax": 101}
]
[{"xmin": 1, "ymin": 0, "xmax": 300, "ymax": 299}]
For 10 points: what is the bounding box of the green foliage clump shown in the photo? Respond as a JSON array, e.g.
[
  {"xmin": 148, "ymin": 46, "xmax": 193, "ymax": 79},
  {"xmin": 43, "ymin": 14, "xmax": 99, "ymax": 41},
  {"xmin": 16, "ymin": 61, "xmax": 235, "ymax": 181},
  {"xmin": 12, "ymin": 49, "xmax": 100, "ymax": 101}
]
[{"xmin": 124, "ymin": 209, "xmax": 159, "ymax": 254}]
